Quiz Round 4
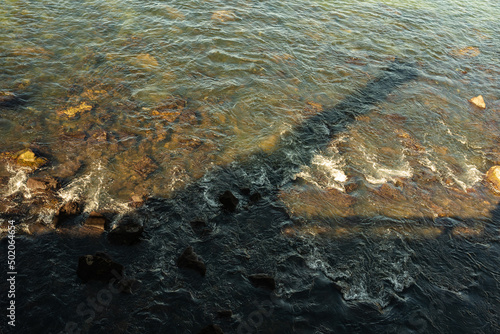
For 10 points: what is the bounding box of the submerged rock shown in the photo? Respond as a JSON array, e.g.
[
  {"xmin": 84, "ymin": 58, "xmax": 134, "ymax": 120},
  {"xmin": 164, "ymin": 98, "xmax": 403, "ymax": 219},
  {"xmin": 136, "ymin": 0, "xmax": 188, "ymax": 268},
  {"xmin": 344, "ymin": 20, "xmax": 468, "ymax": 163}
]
[
  {"xmin": 58, "ymin": 102, "xmax": 93, "ymax": 117},
  {"xmin": 2, "ymin": 148, "xmax": 48, "ymax": 171},
  {"xmin": 107, "ymin": 216, "xmax": 144, "ymax": 245},
  {"xmin": 76, "ymin": 252, "xmax": 124, "ymax": 283},
  {"xmin": 177, "ymin": 246, "xmax": 206, "ymax": 276},
  {"xmin": 469, "ymin": 95, "xmax": 486, "ymax": 109},
  {"xmin": 216, "ymin": 310, "xmax": 233, "ymax": 318},
  {"xmin": 450, "ymin": 46, "xmax": 480, "ymax": 58},
  {"xmin": 26, "ymin": 176, "xmax": 60, "ymax": 192},
  {"xmin": 134, "ymin": 53, "xmax": 159, "ymax": 69},
  {"xmin": 54, "ymin": 159, "xmax": 83, "ymax": 178},
  {"xmin": 211, "ymin": 10, "xmax": 236, "ymax": 22},
  {"xmin": 486, "ymin": 166, "xmax": 500, "ymax": 193},
  {"xmin": 0, "ymin": 91, "xmax": 23, "ymax": 108},
  {"xmin": 133, "ymin": 156, "xmax": 159, "ymax": 179},
  {"xmin": 190, "ymin": 220, "xmax": 211, "ymax": 236},
  {"xmin": 219, "ymin": 190, "xmax": 239, "ymax": 212},
  {"xmin": 248, "ymin": 273, "xmax": 276, "ymax": 290},
  {"xmin": 198, "ymin": 324, "xmax": 224, "ymax": 334}
]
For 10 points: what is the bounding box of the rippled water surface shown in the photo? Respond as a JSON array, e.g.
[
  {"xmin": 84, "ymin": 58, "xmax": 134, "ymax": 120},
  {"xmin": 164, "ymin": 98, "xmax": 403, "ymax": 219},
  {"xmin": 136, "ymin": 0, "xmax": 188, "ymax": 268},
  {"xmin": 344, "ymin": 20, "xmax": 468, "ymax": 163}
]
[{"xmin": 1, "ymin": 0, "xmax": 500, "ymax": 333}]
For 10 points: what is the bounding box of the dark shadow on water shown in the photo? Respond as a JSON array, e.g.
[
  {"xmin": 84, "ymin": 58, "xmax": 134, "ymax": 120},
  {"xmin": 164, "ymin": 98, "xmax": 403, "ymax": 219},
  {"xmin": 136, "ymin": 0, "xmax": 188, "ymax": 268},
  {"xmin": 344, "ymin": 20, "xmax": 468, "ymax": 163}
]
[{"xmin": 2, "ymin": 60, "xmax": 500, "ymax": 334}]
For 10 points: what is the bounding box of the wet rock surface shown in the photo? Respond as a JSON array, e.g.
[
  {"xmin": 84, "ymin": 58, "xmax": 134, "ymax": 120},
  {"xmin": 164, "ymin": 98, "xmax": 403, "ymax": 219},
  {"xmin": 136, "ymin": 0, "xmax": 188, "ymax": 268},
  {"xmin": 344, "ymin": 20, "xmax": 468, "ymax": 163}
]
[
  {"xmin": 54, "ymin": 201, "xmax": 83, "ymax": 228},
  {"xmin": 84, "ymin": 212, "xmax": 111, "ymax": 231},
  {"xmin": 107, "ymin": 216, "xmax": 144, "ymax": 245},
  {"xmin": 177, "ymin": 246, "xmax": 207, "ymax": 276}
]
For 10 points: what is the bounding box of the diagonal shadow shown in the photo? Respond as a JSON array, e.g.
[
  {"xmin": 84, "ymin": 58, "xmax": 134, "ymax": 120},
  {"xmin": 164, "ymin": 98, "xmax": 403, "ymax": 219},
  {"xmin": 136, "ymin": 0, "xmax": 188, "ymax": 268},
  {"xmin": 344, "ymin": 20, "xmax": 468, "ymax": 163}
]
[{"xmin": 144, "ymin": 59, "xmax": 419, "ymax": 215}]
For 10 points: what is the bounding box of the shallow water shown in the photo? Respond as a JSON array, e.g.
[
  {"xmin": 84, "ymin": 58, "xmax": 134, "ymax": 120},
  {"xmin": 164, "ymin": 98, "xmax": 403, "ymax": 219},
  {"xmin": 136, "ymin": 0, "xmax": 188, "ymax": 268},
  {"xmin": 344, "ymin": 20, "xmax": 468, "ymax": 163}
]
[{"xmin": 1, "ymin": 0, "xmax": 500, "ymax": 333}]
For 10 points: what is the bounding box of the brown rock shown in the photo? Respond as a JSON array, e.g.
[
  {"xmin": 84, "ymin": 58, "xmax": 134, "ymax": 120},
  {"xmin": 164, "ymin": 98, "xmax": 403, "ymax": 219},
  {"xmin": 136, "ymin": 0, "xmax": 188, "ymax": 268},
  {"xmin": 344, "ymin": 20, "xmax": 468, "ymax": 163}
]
[
  {"xmin": 375, "ymin": 183, "xmax": 404, "ymax": 201},
  {"xmin": 55, "ymin": 159, "xmax": 83, "ymax": 178},
  {"xmin": 26, "ymin": 176, "xmax": 60, "ymax": 192},
  {"xmin": 177, "ymin": 246, "xmax": 206, "ymax": 276},
  {"xmin": 85, "ymin": 212, "xmax": 111, "ymax": 230}
]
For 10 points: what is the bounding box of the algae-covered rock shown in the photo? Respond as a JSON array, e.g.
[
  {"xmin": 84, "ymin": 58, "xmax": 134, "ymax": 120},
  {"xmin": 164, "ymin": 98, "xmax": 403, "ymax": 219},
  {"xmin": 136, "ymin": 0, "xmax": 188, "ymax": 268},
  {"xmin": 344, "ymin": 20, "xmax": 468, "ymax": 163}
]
[
  {"xmin": 8, "ymin": 148, "xmax": 48, "ymax": 170},
  {"xmin": 58, "ymin": 102, "xmax": 93, "ymax": 117}
]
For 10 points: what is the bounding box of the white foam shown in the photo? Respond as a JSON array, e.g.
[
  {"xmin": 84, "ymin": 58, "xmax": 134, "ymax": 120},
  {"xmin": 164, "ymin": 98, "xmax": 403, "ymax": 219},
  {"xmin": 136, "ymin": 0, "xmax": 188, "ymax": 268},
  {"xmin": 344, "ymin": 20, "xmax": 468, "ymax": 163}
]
[
  {"xmin": 58, "ymin": 162, "xmax": 131, "ymax": 213},
  {"xmin": 295, "ymin": 153, "xmax": 347, "ymax": 191},
  {"xmin": 359, "ymin": 146, "xmax": 413, "ymax": 184},
  {"xmin": 3, "ymin": 165, "xmax": 31, "ymax": 198}
]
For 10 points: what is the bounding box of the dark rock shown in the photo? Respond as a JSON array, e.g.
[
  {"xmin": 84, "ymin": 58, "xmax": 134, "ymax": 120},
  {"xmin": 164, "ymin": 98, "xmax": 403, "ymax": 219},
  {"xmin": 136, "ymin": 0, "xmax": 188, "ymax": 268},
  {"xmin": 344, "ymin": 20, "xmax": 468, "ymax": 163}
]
[
  {"xmin": 248, "ymin": 273, "xmax": 276, "ymax": 290},
  {"xmin": 76, "ymin": 252, "xmax": 124, "ymax": 283},
  {"xmin": 216, "ymin": 310, "xmax": 233, "ymax": 318},
  {"xmin": 133, "ymin": 156, "xmax": 158, "ymax": 179},
  {"xmin": 198, "ymin": 324, "xmax": 223, "ymax": 334},
  {"xmin": 249, "ymin": 192, "xmax": 262, "ymax": 203},
  {"xmin": 177, "ymin": 246, "xmax": 206, "ymax": 276},
  {"xmin": 0, "ymin": 91, "xmax": 23, "ymax": 108},
  {"xmin": 219, "ymin": 190, "xmax": 238, "ymax": 212},
  {"xmin": 107, "ymin": 216, "xmax": 143, "ymax": 245},
  {"xmin": 240, "ymin": 188, "xmax": 251, "ymax": 196},
  {"xmin": 60, "ymin": 201, "xmax": 82, "ymax": 215},
  {"xmin": 190, "ymin": 220, "xmax": 211, "ymax": 235},
  {"xmin": 26, "ymin": 176, "xmax": 60, "ymax": 192},
  {"xmin": 84, "ymin": 212, "xmax": 111, "ymax": 230},
  {"xmin": 54, "ymin": 201, "xmax": 83, "ymax": 228}
]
